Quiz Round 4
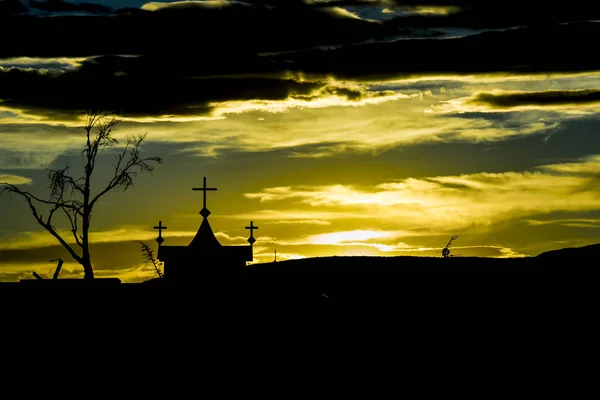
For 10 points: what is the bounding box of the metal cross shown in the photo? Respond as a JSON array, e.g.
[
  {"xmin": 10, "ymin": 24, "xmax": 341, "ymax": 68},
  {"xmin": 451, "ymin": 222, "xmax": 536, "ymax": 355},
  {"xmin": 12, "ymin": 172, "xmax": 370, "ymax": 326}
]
[
  {"xmin": 154, "ymin": 220, "xmax": 167, "ymax": 244},
  {"xmin": 245, "ymin": 220, "xmax": 259, "ymax": 237},
  {"xmin": 192, "ymin": 176, "xmax": 217, "ymax": 217},
  {"xmin": 246, "ymin": 220, "xmax": 258, "ymax": 244}
]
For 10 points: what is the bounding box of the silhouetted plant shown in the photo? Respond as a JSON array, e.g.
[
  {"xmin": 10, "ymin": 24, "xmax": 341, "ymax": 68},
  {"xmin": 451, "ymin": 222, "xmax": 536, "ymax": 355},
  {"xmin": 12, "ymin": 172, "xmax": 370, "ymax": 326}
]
[
  {"xmin": 0, "ymin": 110, "xmax": 162, "ymax": 279},
  {"xmin": 135, "ymin": 240, "xmax": 163, "ymax": 279},
  {"xmin": 442, "ymin": 236, "xmax": 458, "ymax": 258}
]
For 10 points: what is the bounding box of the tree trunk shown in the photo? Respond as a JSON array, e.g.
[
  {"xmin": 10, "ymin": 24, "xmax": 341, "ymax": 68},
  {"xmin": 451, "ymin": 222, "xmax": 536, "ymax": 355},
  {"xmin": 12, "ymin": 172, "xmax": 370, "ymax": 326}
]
[
  {"xmin": 82, "ymin": 254, "xmax": 94, "ymax": 279},
  {"xmin": 82, "ymin": 202, "xmax": 93, "ymax": 279},
  {"xmin": 83, "ymin": 165, "xmax": 93, "ymax": 279}
]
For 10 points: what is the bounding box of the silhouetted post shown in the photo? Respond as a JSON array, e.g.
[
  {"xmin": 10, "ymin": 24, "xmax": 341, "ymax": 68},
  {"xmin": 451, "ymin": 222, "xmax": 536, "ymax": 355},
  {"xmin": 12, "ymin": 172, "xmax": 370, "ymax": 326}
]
[
  {"xmin": 51, "ymin": 258, "xmax": 63, "ymax": 279},
  {"xmin": 154, "ymin": 220, "xmax": 168, "ymax": 246},
  {"xmin": 192, "ymin": 176, "xmax": 217, "ymax": 218},
  {"xmin": 274, "ymin": 249, "xmax": 277, "ymax": 263},
  {"xmin": 32, "ymin": 272, "xmax": 43, "ymax": 280},
  {"xmin": 245, "ymin": 220, "xmax": 258, "ymax": 245}
]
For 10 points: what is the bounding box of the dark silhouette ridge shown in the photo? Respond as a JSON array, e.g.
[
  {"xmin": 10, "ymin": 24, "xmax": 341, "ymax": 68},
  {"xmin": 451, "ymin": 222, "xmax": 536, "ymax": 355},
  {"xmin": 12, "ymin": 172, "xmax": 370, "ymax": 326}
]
[
  {"xmin": 535, "ymin": 242, "xmax": 600, "ymax": 259},
  {"xmin": 4, "ymin": 243, "xmax": 597, "ymax": 309}
]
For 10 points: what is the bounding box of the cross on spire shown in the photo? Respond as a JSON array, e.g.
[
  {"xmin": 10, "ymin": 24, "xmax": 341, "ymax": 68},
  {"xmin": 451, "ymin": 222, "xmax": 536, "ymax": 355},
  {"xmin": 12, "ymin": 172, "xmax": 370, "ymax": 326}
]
[
  {"xmin": 245, "ymin": 220, "xmax": 258, "ymax": 245},
  {"xmin": 154, "ymin": 220, "xmax": 167, "ymax": 245},
  {"xmin": 192, "ymin": 176, "xmax": 217, "ymax": 218}
]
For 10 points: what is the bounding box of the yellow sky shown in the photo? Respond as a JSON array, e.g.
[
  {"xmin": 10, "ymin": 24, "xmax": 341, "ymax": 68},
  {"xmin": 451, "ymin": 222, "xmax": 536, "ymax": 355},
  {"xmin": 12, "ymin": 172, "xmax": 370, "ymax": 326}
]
[{"xmin": 3, "ymin": 70, "xmax": 600, "ymax": 281}]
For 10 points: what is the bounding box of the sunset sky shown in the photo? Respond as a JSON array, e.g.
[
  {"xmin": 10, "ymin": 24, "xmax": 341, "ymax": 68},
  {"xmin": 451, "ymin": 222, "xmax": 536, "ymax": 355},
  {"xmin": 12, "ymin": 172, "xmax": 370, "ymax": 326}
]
[{"xmin": 2, "ymin": 0, "xmax": 600, "ymax": 281}]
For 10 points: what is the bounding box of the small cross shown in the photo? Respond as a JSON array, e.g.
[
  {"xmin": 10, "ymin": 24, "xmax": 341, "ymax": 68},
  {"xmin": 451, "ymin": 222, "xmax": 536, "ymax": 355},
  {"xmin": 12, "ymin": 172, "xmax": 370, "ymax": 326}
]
[
  {"xmin": 154, "ymin": 220, "xmax": 167, "ymax": 244},
  {"xmin": 192, "ymin": 176, "xmax": 217, "ymax": 217},
  {"xmin": 246, "ymin": 220, "xmax": 258, "ymax": 244},
  {"xmin": 245, "ymin": 220, "xmax": 258, "ymax": 237}
]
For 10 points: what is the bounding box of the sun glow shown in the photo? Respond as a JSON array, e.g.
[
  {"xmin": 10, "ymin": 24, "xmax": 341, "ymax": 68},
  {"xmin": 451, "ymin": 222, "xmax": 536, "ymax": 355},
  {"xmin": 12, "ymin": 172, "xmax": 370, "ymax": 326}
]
[{"xmin": 304, "ymin": 230, "xmax": 402, "ymax": 245}]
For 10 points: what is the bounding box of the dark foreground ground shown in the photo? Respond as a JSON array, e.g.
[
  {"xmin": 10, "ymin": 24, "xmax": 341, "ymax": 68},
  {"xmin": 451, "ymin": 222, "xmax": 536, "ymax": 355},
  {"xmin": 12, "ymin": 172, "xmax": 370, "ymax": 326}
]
[
  {"xmin": 3, "ymin": 248, "xmax": 595, "ymax": 372},
  {"xmin": 2, "ymin": 246, "xmax": 596, "ymax": 318}
]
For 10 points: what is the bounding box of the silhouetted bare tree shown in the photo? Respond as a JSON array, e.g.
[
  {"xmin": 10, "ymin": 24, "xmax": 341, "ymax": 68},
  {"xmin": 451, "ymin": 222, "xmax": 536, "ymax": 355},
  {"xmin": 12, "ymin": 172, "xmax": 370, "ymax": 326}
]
[{"xmin": 1, "ymin": 111, "xmax": 162, "ymax": 279}]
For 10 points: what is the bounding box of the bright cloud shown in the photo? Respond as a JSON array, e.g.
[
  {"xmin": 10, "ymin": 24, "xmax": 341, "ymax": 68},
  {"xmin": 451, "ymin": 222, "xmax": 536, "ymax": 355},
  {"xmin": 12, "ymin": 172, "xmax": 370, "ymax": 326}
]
[
  {"xmin": 398, "ymin": 6, "xmax": 461, "ymax": 16},
  {"xmin": 0, "ymin": 226, "xmax": 197, "ymax": 251},
  {"xmin": 303, "ymin": 229, "xmax": 403, "ymax": 244},
  {"xmin": 0, "ymin": 174, "xmax": 32, "ymax": 185},
  {"xmin": 141, "ymin": 1, "xmax": 236, "ymax": 11},
  {"xmin": 0, "ymin": 56, "xmax": 90, "ymax": 70},
  {"xmin": 243, "ymin": 154, "xmax": 600, "ymax": 231},
  {"xmin": 526, "ymin": 218, "xmax": 600, "ymax": 228}
]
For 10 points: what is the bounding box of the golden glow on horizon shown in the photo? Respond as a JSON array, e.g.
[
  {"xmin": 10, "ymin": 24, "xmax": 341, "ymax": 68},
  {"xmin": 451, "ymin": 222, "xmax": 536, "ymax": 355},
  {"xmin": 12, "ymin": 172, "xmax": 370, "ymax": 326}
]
[
  {"xmin": 301, "ymin": 229, "xmax": 402, "ymax": 244},
  {"xmin": 243, "ymin": 155, "xmax": 600, "ymax": 232}
]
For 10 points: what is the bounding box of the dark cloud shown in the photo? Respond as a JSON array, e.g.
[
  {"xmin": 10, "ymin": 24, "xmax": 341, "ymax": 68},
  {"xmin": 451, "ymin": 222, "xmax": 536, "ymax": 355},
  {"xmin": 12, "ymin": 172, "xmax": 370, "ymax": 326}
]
[
  {"xmin": 469, "ymin": 89, "xmax": 600, "ymax": 109},
  {"xmin": 0, "ymin": 0, "xmax": 29, "ymax": 15},
  {"xmin": 0, "ymin": 49, "xmax": 400, "ymax": 119},
  {"xmin": 0, "ymin": 0, "xmax": 28, "ymax": 15},
  {"xmin": 385, "ymin": 2, "xmax": 600, "ymax": 29},
  {"xmin": 28, "ymin": 0, "xmax": 113, "ymax": 14},
  {"xmin": 0, "ymin": 64, "xmax": 323, "ymax": 118},
  {"xmin": 3, "ymin": 2, "xmax": 600, "ymax": 119},
  {"xmin": 0, "ymin": 2, "xmax": 399, "ymax": 58},
  {"xmin": 277, "ymin": 22, "xmax": 600, "ymax": 80}
]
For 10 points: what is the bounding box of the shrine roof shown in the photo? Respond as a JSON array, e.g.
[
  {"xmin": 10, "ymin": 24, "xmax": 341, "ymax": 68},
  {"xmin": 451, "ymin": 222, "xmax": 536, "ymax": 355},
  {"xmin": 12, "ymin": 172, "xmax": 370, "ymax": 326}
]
[{"xmin": 189, "ymin": 216, "xmax": 222, "ymax": 250}]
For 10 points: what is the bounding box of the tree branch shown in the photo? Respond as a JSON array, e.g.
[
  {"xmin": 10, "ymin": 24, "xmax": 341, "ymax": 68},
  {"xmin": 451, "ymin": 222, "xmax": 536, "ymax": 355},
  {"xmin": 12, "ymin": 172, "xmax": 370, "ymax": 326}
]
[
  {"xmin": 46, "ymin": 202, "xmax": 60, "ymax": 228},
  {"xmin": 62, "ymin": 205, "xmax": 83, "ymax": 248},
  {"xmin": 2, "ymin": 183, "xmax": 84, "ymax": 256},
  {"xmin": 2, "ymin": 183, "xmax": 82, "ymax": 212},
  {"xmin": 21, "ymin": 194, "xmax": 83, "ymax": 265},
  {"xmin": 89, "ymin": 134, "xmax": 161, "ymax": 209}
]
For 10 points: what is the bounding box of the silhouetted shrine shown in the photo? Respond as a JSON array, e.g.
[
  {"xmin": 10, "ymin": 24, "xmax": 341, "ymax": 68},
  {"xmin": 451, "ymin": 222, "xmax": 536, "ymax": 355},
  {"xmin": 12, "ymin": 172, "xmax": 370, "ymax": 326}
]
[{"xmin": 156, "ymin": 177, "xmax": 256, "ymax": 280}]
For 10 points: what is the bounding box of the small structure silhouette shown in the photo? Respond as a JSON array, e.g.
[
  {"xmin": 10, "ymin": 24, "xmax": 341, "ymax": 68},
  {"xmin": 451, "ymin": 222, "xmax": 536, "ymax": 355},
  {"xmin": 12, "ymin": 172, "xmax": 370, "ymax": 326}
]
[
  {"xmin": 51, "ymin": 258, "xmax": 63, "ymax": 279},
  {"xmin": 32, "ymin": 258, "xmax": 64, "ymax": 280},
  {"xmin": 442, "ymin": 236, "xmax": 458, "ymax": 258},
  {"xmin": 157, "ymin": 177, "xmax": 254, "ymax": 281}
]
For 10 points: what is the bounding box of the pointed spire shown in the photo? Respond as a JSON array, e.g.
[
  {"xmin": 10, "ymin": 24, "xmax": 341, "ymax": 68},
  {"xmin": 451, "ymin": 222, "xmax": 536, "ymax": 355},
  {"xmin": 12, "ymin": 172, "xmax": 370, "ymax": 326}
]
[{"xmin": 189, "ymin": 216, "xmax": 222, "ymax": 249}]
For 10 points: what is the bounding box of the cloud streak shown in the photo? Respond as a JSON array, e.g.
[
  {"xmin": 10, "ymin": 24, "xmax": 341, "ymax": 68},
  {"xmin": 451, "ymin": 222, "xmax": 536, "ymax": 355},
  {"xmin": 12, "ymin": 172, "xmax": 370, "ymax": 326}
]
[
  {"xmin": 436, "ymin": 89, "xmax": 600, "ymax": 113},
  {"xmin": 243, "ymin": 154, "xmax": 600, "ymax": 231},
  {"xmin": 0, "ymin": 174, "xmax": 32, "ymax": 185},
  {"xmin": 0, "ymin": 226, "xmax": 197, "ymax": 251}
]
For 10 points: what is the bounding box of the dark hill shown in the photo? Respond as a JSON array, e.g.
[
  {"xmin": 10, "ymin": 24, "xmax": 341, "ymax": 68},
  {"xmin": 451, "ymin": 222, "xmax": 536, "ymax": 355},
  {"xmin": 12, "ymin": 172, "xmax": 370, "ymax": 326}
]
[
  {"xmin": 249, "ymin": 255, "xmax": 540, "ymax": 274},
  {"xmin": 2, "ymin": 243, "xmax": 596, "ymax": 316},
  {"xmin": 535, "ymin": 242, "xmax": 600, "ymax": 260}
]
